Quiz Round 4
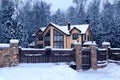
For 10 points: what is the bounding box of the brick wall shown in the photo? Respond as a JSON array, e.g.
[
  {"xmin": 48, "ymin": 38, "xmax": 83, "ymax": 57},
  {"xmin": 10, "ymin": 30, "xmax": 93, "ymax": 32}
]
[{"xmin": 0, "ymin": 39, "xmax": 19, "ymax": 67}]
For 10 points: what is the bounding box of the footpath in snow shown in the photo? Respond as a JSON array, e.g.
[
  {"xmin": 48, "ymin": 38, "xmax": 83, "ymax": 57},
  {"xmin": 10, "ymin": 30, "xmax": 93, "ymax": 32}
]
[{"xmin": 0, "ymin": 63, "xmax": 120, "ymax": 80}]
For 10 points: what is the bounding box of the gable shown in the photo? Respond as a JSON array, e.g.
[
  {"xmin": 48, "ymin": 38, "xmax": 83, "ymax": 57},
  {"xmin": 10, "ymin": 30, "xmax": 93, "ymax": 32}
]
[
  {"xmin": 42, "ymin": 23, "xmax": 68, "ymax": 36},
  {"xmin": 69, "ymin": 27, "xmax": 81, "ymax": 34},
  {"xmin": 42, "ymin": 24, "xmax": 53, "ymax": 36},
  {"xmin": 85, "ymin": 26, "xmax": 93, "ymax": 36},
  {"xmin": 34, "ymin": 22, "xmax": 91, "ymax": 36}
]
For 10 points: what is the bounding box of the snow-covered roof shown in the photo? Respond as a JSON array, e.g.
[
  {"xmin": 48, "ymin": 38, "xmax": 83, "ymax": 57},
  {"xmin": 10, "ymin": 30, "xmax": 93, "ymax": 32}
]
[
  {"xmin": 40, "ymin": 27, "xmax": 46, "ymax": 31},
  {"xmin": 49, "ymin": 22, "xmax": 89, "ymax": 34},
  {"xmin": 0, "ymin": 43, "xmax": 10, "ymax": 48},
  {"xmin": 35, "ymin": 22, "xmax": 89, "ymax": 36},
  {"xmin": 29, "ymin": 41, "xmax": 35, "ymax": 46}
]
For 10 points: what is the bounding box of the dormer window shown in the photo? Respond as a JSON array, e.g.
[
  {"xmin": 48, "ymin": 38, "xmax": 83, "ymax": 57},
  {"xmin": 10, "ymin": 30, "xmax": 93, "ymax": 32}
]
[{"xmin": 73, "ymin": 33, "xmax": 79, "ymax": 40}]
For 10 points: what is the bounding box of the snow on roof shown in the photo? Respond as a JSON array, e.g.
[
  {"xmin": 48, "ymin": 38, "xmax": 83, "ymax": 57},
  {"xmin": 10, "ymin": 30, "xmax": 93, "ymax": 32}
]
[
  {"xmin": 32, "ymin": 33, "xmax": 36, "ymax": 36},
  {"xmin": 50, "ymin": 22, "xmax": 89, "ymax": 34},
  {"xmin": 40, "ymin": 27, "xmax": 46, "ymax": 31},
  {"xmin": 29, "ymin": 41, "xmax": 35, "ymax": 46},
  {"xmin": 83, "ymin": 41, "xmax": 96, "ymax": 46},
  {"xmin": 102, "ymin": 42, "xmax": 110, "ymax": 45},
  {"xmin": 33, "ymin": 22, "xmax": 89, "ymax": 36},
  {"xmin": 0, "ymin": 43, "xmax": 10, "ymax": 48},
  {"xmin": 10, "ymin": 39, "xmax": 19, "ymax": 43}
]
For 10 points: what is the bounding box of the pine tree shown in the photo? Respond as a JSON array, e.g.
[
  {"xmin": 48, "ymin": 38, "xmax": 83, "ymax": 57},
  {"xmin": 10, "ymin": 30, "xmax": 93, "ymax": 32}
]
[
  {"xmin": 73, "ymin": 0, "xmax": 87, "ymax": 24},
  {"xmin": 67, "ymin": 6, "xmax": 77, "ymax": 24},
  {"xmin": 87, "ymin": 0, "xmax": 101, "ymax": 44},
  {"xmin": 0, "ymin": 0, "xmax": 15, "ymax": 43},
  {"xmin": 51, "ymin": 9, "xmax": 67, "ymax": 25}
]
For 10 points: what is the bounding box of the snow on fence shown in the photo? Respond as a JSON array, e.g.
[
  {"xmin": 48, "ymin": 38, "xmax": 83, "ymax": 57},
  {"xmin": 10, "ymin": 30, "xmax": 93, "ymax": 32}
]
[{"xmin": 19, "ymin": 47, "xmax": 75, "ymax": 63}]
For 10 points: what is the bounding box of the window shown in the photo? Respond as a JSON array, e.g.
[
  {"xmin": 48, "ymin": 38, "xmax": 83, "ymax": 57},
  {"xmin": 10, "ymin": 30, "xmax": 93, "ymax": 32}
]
[
  {"xmin": 87, "ymin": 36, "xmax": 91, "ymax": 41},
  {"xmin": 38, "ymin": 35, "xmax": 43, "ymax": 40},
  {"xmin": 71, "ymin": 44, "xmax": 74, "ymax": 48},
  {"xmin": 84, "ymin": 34, "xmax": 86, "ymax": 41},
  {"xmin": 73, "ymin": 33, "xmax": 79, "ymax": 40},
  {"xmin": 53, "ymin": 30, "xmax": 64, "ymax": 48},
  {"xmin": 44, "ymin": 30, "xmax": 50, "ymax": 46}
]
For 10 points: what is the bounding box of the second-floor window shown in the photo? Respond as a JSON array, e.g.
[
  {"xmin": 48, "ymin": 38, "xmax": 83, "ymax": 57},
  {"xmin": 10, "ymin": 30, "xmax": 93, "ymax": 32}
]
[
  {"xmin": 73, "ymin": 33, "xmax": 79, "ymax": 40},
  {"xmin": 53, "ymin": 30, "xmax": 64, "ymax": 48},
  {"xmin": 44, "ymin": 30, "xmax": 50, "ymax": 46}
]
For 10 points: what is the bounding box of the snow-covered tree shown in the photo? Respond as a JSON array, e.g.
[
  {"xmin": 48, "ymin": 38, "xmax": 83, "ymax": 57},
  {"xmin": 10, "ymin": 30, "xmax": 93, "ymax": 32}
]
[
  {"xmin": 0, "ymin": 0, "xmax": 15, "ymax": 43},
  {"xmin": 67, "ymin": 6, "xmax": 77, "ymax": 24},
  {"xmin": 51, "ymin": 9, "xmax": 67, "ymax": 25},
  {"xmin": 73, "ymin": 0, "xmax": 87, "ymax": 24},
  {"xmin": 17, "ymin": 0, "xmax": 51, "ymax": 47},
  {"xmin": 87, "ymin": 0, "xmax": 101, "ymax": 44},
  {"xmin": 101, "ymin": 1, "xmax": 116, "ymax": 47}
]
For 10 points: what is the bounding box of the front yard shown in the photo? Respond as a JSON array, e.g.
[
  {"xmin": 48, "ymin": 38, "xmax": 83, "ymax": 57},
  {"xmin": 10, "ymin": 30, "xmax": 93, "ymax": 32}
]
[{"xmin": 0, "ymin": 63, "xmax": 120, "ymax": 80}]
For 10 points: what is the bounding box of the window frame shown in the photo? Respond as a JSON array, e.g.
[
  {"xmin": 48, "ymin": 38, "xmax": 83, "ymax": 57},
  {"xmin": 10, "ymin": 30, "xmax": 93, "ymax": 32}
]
[
  {"xmin": 44, "ymin": 30, "xmax": 50, "ymax": 46},
  {"xmin": 53, "ymin": 29, "xmax": 64, "ymax": 48},
  {"xmin": 72, "ymin": 33, "xmax": 79, "ymax": 40}
]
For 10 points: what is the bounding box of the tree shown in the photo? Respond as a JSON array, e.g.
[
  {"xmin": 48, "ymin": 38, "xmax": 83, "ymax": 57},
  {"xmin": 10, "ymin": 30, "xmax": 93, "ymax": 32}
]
[
  {"xmin": 0, "ymin": 0, "xmax": 15, "ymax": 43},
  {"xmin": 87, "ymin": 0, "xmax": 101, "ymax": 44},
  {"xmin": 73, "ymin": 0, "xmax": 87, "ymax": 24},
  {"xmin": 17, "ymin": 0, "xmax": 51, "ymax": 47},
  {"xmin": 101, "ymin": 0, "xmax": 116, "ymax": 47},
  {"xmin": 51, "ymin": 9, "xmax": 67, "ymax": 25},
  {"xmin": 32, "ymin": 1, "xmax": 51, "ymax": 28},
  {"xmin": 67, "ymin": 6, "xmax": 77, "ymax": 24}
]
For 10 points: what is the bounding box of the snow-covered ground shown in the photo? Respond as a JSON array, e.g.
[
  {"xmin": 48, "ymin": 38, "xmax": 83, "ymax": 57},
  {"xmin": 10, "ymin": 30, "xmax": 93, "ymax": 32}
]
[{"xmin": 0, "ymin": 63, "xmax": 120, "ymax": 80}]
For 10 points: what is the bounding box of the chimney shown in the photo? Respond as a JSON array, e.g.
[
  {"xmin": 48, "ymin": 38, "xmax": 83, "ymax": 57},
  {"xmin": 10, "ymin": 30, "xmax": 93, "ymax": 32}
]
[
  {"xmin": 85, "ymin": 16, "xmax": 90, "ymax": 24},
  {"xmin": 68, "ymin": 22, "xmax": 71, "ymax": 30}
]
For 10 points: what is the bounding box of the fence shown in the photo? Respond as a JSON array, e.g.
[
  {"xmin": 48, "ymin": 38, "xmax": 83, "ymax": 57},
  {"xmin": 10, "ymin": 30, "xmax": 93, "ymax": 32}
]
[
  {"xmin": 108, "ymin": 48, "xmax": 120, "ymax": 61},
  {"xmin": 1, "ymin": 39, "xmax": 120, "ymax": 70},
  {"xmin": 19, "ymin": 47, "xmax": 75, "ymax": 63},
  {"xmin": 97, "ymin": 48, "xmax": 107, "ymax": 61}
]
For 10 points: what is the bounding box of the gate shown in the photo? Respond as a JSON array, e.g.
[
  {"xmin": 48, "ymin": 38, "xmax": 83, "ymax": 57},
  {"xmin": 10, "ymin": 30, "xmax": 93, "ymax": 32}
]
[
  {"xmin": 82, "ymin": 49, "xmax": 91, "ymax": 70},
  {"xmin": 19, "ymin": 48, "xmax": 75, "ymax": 63}
]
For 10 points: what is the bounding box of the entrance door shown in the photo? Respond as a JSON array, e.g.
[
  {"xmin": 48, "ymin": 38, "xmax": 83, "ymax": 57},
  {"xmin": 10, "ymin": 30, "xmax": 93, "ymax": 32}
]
[{"xmin": 82, "ymin": 49, "xmax": 91, "ymax": 70}]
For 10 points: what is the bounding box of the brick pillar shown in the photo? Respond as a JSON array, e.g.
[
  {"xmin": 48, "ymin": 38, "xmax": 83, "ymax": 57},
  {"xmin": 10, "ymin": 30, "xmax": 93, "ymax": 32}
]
[
  {"xmin": 10, "ymin": 39, "xmax": 19, "ymax": 66},
  {"xmin": 90, "ymin": 42, "xmax": 97, "ymax": 69},
  {"xmin": 74, "ymin": 42, "xmax": 82, "ymax": 71},
  {"xmin": 102, "ymin": 42, "xmax": 110, "ymax": 62},
  {"xmin": 0, "ymin": 44, "xmax": 10, "ymax": 67}
]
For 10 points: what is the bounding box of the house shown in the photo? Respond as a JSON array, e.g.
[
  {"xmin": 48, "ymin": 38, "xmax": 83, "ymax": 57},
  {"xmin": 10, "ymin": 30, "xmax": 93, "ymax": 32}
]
[{"xmin": 33, "ymin": 22, "xmax": 93, "ymax": 49}]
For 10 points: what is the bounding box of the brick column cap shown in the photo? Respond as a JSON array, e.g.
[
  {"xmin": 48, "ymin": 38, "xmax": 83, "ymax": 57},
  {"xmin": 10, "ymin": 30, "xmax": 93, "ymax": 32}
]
[
  {"xmin": 10, "ymin": 39, "xmax": 19, "ymax": 43},
  {"xmin": 102, "ymin": 42, "xmax": 110, "ymax": 46},
  {"xmin": 83, "ymin": 41, "xmax": 96, "ymax": 46}
]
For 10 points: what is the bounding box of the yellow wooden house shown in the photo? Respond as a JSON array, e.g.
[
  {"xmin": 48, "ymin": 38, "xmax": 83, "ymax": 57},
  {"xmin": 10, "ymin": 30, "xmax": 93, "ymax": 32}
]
[{"xmin": 33, "ymin": 22, "xmax": 92, "ymax": 49}]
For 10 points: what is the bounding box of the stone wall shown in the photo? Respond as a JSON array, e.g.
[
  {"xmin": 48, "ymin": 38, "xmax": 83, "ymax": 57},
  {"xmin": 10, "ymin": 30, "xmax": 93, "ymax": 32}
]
[{"xmin": 0, "ymin": 39, "xmax": 19, "ymax": 67}]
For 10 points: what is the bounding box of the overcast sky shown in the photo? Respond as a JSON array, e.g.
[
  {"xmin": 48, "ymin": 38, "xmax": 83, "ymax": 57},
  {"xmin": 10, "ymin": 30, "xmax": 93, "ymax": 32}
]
[
  {"xmin": 44, "ymin": 0, "xmax": 73, "ymax": 12},
  {"xmin": 20, "ymin": 0, "xmax": 114, "ymax": 12},
  {"xmin": 45, "ymin": 0, "xmax": 114, "ymax": 12}
]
